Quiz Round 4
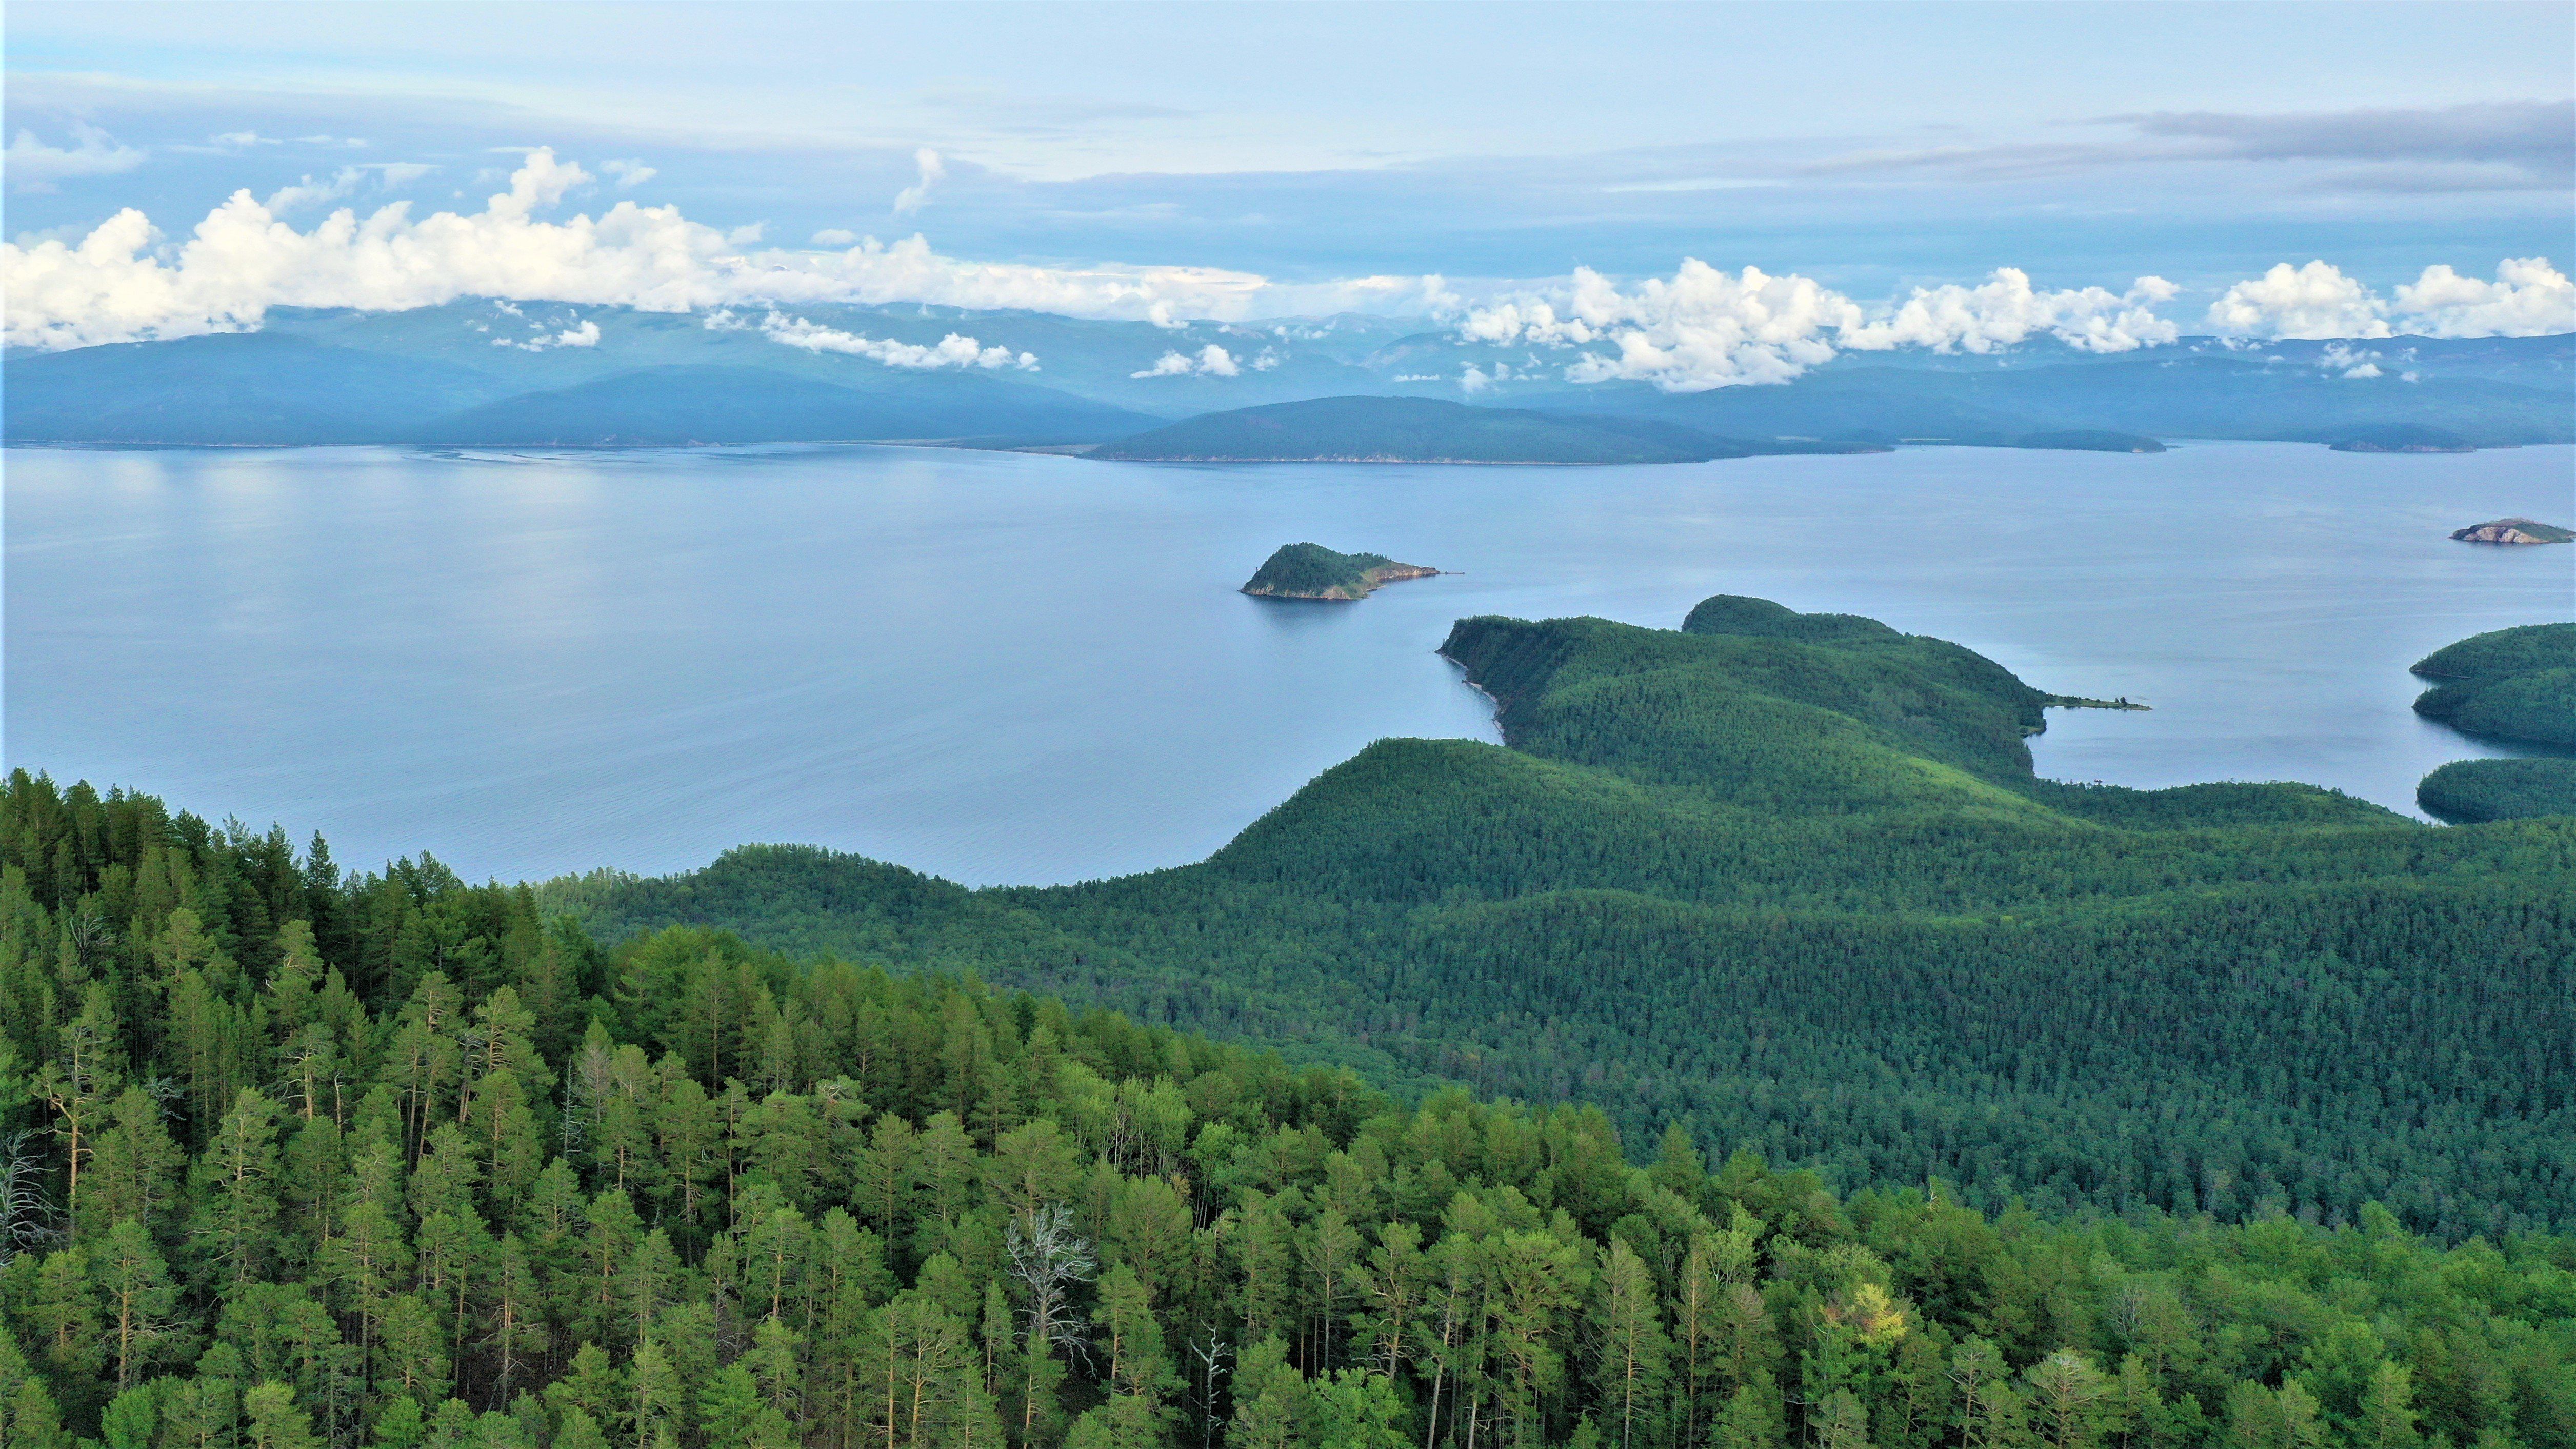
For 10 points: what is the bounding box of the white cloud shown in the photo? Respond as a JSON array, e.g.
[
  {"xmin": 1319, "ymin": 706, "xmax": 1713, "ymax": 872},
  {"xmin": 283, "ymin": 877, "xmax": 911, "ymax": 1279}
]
[
  {"xmin": 2206, "ymin": 256, "xmax": 2573, "ymax": 339},
  {"xmin": 2391, "ymin": 257, "xmax": 2573, "ymax": 336},
  {"xmin": 1841, "ymin": 269, "xmax": 2179, "ymax": 354},
  {"xmin": 263, "ymin": 162, "xmax": 443, "ymax": 214},
  {"xmin": 812, "ymin": 228, "xmax": 858, "ymax": 246},
  {"xmin": 600, "ymin": 158, "xmax": 657, "ymax": 189},
  {"xmin": 755, "ymin": 309, "xmax": 1036, "ymax": 370},
  {"xmin": 210, "ymin": 131, "xmax": 279, "ymax": 148},
  {"xmin": 1459, "ymin": 262, "xmax": 2201, "ymax": 391},
  {"xmin": 1130, "ymin": 343, "xmax": 1240, "ymax": 378},
  {"xmin": 0, "ymin": 147, "xmax": 1337, "ymax": 350},
  {"xmin": 491, "ymin": 317, "xmax": 602, "ymax": 352},
  {"xmin": 7, "ymin": 124, "xmax": 147, "ymax": 193},
  {"xmin": 2205, "ymin": 261, "xmax": 2392, "ymax": 339},
  {"xmin": 1461, "ymin": 262, "xmax": 1858, "ymax": 390},
  {"xmin": 893, "ymin": 148, "xmax": 945, "ymax": 216}
]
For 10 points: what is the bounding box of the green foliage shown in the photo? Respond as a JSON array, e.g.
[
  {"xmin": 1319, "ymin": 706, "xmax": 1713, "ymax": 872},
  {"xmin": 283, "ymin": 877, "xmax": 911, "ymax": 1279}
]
[
  {"xmin": 2418, "ymin": 758, "xmax": 2576, "ymax": 823},
  {"xmin": 1241, "ymin": 544, "xmax": 1424, "ymax": 601},
  {"xmin": 3, "ymin": 590, "xmax": 2570, "ymax": 1448},
  {"xmin": 563, "ymin": 599, "xmax": 2569, "ymax": 1238},
  {"xmin": 2410, "ymin": 624, "xmax": 2576, "ymax": 748}
]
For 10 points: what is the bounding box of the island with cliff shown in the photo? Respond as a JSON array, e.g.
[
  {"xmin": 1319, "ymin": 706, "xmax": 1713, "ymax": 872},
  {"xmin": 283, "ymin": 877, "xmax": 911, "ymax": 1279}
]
[
  {"xmin": 1242, "ymin": 542, "xmax": 1441, "ymax": 600},
  {"xmin": 2450, "ymin": 517, "xmax": 2572, "ymax": 545}
]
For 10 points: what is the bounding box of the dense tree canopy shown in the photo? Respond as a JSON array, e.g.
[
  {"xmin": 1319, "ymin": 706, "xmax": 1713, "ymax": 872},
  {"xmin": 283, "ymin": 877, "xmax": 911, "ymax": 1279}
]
[
  {"xmin": 0, "ymin": 771, "xmax": 2570, "ymax": 1449},
  {"xmin": 569, "ymin": 601, "xmax": 2575, "ymax": 1240}
]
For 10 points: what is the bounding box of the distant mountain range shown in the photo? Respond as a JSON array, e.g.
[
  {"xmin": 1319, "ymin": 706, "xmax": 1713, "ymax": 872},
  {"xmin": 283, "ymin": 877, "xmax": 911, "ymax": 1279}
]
[{"xmin": 5, "ymin": 297, "xmax": 2569, "ymax": 449}]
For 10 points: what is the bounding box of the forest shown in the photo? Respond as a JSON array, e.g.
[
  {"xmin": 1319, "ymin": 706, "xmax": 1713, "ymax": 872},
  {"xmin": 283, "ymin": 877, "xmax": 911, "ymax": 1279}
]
[
  {"xmin": 566, "ymin": 598, "xmax": 2574, "ymax": 1242},
  {"xmin": 0, "ymin": 770, "xmax": 2569, "ymax": 1449}
]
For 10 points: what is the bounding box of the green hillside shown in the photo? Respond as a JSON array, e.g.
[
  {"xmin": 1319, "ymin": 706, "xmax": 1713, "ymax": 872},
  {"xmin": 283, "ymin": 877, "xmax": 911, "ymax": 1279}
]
[
  {"xmin": 2411, "ymin": 624, "xmax": 2576, "ymax": 748},
  {"xmin": 567, "ymin": 598, "xmax": 2573, "ymax": 1240},
  {"xmin": 1091, "ymin": 396, "xmax": 1879, "ymax": 464},
  {"xmin": 1241, "ymin": 544, "xmax": 1438, "ymax": 600},
  {"xmin": 4, "ymin": 772, "xmax": 2569, "ymax": 1449}
]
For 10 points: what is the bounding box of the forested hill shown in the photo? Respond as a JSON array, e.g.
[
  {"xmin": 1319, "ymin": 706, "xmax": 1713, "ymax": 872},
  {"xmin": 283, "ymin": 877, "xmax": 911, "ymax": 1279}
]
[
  {"xmin": 2, "ymin": 773, "xmax": 2572, "ymax": 1449},
  {"xmin": 565, "ymin": 597, "xmax": 2574, "ymax": 1243},
  {"xmin": 1087, "ymin": 396, "xmax": 1876, "ymax": 464}
]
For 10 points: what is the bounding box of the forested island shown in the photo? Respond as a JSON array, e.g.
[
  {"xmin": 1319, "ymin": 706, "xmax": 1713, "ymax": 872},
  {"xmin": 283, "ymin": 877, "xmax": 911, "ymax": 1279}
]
[{"xmin": 1241, "ymin": 544, "xmax": 1440, "ymax": 600}]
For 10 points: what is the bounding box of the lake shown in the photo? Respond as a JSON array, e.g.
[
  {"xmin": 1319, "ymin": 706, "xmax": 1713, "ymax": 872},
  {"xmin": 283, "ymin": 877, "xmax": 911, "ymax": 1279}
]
[{"xmin": 7, "ymin": 441, "xmax": 2569, "ymax": 886}]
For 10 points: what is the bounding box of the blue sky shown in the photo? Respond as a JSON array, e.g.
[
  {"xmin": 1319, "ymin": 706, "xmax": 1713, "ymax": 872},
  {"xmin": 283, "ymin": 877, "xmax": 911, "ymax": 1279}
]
[{"xmin": 6, "ymin": 0, "xmax": 2571, "ymax": 350}]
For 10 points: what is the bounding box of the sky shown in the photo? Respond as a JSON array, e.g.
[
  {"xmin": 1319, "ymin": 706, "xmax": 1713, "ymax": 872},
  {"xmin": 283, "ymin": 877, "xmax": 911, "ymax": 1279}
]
[{"xmin": 6, "ymin": 0, "xmax": 2572, "ymax": 362}]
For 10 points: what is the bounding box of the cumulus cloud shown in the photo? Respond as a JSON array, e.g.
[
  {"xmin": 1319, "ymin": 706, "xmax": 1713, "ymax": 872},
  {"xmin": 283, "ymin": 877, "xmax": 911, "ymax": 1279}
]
[
  {"xmin": 1460, "ymin": 262, "xmax": 1855, "ymax": 389},
  {"xmin": 2392, "ymin": 257, "xmax": 2575, "ymax": 336},
  {"xmin": 2207, "ymin": 257, "xmax": 2572, "ymax": 339},
  {"xmin": 1842, "ymin": 269, "xmax": 2179, "ymax": 354},
  {"xmin": 600, "ymin": 158, "xmax": 657, "ymax": 189},
  {"xmin": 752, "ymin": 309, "xmax": 1036, "ymax": 370},
  {"xmin": 1457, "ymin": 262, "xmax": 2183, "ymax": 390},
  {"xmin": 7, "ymin": 123, "xmax": 147, "ymax": 192},
  {"xmin": 893, "ymin": 148, "xmax": 945, "ymax": 216},
  {"xmin": 812, "ymin": 228, "xmax": 858, "ymax": 246},
  {"xmin": 2205, "ymin": 261, "xmax": 2390, "ymax": 339},
  {"xmin": 1131, "ymin": 344, "xmax": 1240, "ymax": 378},
  {"xmin": 0, "ymin": 147, "xmax": 1350, "ymax": 350},
  {"xmin": 492, "ymin": 317, "xmax": 602, "ymax": 351}
]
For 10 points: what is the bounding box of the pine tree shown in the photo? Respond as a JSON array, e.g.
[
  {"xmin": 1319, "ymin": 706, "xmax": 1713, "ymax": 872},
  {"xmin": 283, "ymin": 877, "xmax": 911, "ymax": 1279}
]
[
  {"xmin": 81, "ymin": 1085, "xmax": 186, "ymax": 1238},
  {"xmin": 96, "ymin": 1217, "xmax": 183, "ymax": 1392},
  {"xmin": 1591, "ymin": 1238, "xmax": 1672, "ymax": 1449},
  {"xmin": 375, "ymin": 1292, "xmax": 454, "ymax": 1410},
  {"xmin": 191, "ymin": 1087, "xmax": 284, "ymax": 1294}
]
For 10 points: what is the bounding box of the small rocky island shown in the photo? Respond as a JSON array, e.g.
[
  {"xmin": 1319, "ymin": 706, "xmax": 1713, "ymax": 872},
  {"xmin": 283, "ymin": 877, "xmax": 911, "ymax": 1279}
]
[
  {"xmin": 1242, "ymin": 542, "xmax": 1440, "ymax": 600},
  {"xmin": 2450, "ymin": 517, "xmax": 2572, "ymax": 545}
]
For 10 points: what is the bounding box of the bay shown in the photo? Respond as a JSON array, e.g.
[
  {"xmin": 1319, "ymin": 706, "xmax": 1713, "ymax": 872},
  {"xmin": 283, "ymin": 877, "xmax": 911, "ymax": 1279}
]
[{"xmin": 6, "ymin": 440, "xmax": 2568, "ymax": 885}]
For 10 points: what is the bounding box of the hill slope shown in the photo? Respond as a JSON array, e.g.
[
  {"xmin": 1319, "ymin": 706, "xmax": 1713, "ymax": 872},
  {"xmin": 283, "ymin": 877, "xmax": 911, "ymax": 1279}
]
[
  {"xmin": 416, "ymin": 363, "xmax": 1157, "ymax": 445},
  {"xmin": 3, "ymin": 331, "xmax": 509, "ymax": 443},
  {"xmin": 568, "ymin": 596, "xmax": 2574, "ymax": 1236}
]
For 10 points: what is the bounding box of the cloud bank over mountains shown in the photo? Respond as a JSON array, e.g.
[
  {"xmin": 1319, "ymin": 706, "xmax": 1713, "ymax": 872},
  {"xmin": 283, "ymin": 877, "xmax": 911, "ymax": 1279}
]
[{"xmin": 5, "ymin": 149, "xmax": 2569, "ymax": 393}]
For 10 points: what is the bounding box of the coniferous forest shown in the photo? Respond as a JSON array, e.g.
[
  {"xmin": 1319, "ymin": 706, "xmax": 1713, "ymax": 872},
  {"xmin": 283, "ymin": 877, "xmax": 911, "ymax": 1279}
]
[{"xmin": 0, "ymin": 597, "xmax": 2568, "ymax": 1449}]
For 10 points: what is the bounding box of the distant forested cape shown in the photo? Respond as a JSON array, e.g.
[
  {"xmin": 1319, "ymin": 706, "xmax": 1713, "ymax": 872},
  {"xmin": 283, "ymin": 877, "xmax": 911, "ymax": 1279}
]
[
  {"xmin": 2410, "ymin": 623, "xmax": 2575, "ymax": 748},
  {"xmin": 2409, "ymin": 623, "xmax": 2576, "ymax": 823}
]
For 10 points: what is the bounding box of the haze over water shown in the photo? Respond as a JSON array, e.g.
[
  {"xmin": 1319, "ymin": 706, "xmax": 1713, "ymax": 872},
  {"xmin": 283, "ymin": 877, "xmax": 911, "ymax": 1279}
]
[{"xmin": 8, "ymin": 441, "xmax": 2568, "ymax": 886}]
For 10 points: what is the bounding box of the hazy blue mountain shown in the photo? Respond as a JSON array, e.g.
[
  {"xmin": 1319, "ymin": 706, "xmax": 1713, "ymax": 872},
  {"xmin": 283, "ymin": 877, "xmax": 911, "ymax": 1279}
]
[
  {"xmin": 1520, "ymin": 356, "xmax": 2573, "ymax": 446},
  {"xmin": 417, "ymin": 364, "xmax": 1159, "ymax": 445},
  {"xmin": 3, "ymin": 331, "xmax": 510, "ymax": 444},
  {"xmin": 1090, "ymin": 394, "xmax": 1881, "ymax": 463},
  {"xmin": 10, "ymin": 301, "xmax": 2570, "ymax": 447}
]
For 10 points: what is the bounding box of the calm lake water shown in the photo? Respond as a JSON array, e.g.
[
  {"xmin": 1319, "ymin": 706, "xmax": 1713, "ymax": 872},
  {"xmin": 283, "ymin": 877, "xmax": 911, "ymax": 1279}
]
[{"xmin": 7, "ymin": 441, "xmax": 2569, "ymax": 885}]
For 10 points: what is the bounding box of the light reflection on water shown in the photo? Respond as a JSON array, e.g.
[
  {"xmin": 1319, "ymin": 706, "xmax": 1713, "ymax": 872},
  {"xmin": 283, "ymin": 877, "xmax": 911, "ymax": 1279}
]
[{"xmin": 7, "ymin": 440, "xmax": 2568, "ymax": 885}]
